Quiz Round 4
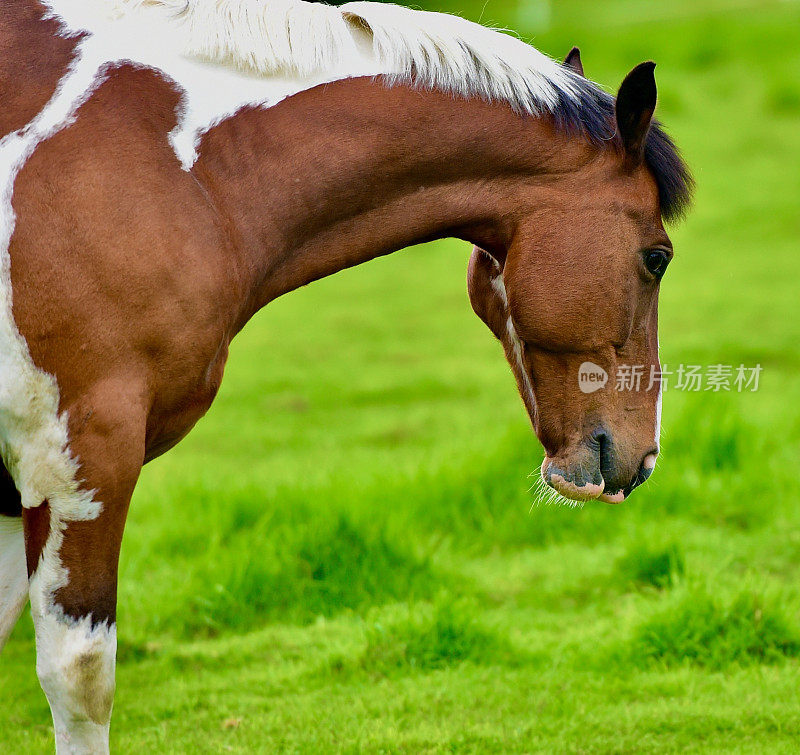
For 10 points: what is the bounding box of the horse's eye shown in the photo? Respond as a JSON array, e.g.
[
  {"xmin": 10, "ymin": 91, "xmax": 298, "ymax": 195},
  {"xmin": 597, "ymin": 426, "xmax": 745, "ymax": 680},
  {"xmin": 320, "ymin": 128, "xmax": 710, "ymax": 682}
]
[{"xmin": 644, "ymin": 249, "xmax": 671, "ymax": 278}]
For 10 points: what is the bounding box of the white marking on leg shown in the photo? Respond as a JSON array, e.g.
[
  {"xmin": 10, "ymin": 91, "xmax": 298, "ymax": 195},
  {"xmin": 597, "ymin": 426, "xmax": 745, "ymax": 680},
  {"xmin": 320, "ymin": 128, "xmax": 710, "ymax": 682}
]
[
  {"xmin": 30, "ymin": 604, "xmax": 116, "ymax": 755},
  {"xmin": 0, "ymin": 516, "xmax": 27, "ymax": 648},
  {"xmin": 19, "ymin": 494, "xmax": 116, "ymax": 754},
  {"xmin": 22, "ymin": 493, "xmax": 115, "ymax": 753}
]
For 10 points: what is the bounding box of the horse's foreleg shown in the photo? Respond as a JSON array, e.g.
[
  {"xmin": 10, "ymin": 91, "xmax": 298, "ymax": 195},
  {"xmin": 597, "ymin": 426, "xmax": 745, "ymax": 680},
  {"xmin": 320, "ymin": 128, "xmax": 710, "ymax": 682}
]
[
  {"xmin": 0, "ymin": 461, "xmax": 27, "ymax": 649},
  {"xmin": 0, "ymin": 515, "xmax": 27, "ymax": 648},
  {"xmin": 23, "ymin": 398, "xmax": 145, "ymax": 754}
]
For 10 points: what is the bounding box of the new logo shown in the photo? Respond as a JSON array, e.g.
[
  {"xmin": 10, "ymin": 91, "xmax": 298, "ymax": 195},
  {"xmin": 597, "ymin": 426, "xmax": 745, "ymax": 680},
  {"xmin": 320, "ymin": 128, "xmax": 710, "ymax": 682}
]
[{"xmin": 578, "ymin": 362, "xmax": 608, "ymax": 393}]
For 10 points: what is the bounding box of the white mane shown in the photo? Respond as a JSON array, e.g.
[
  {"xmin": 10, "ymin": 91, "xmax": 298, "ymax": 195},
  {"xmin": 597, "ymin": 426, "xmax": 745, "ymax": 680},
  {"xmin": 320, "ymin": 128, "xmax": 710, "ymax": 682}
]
[
  {"xmin": 124, "ymin": 0, "xmax": 581, "ymax": 115},
  {"xmin": 42, "ymin": 0, "xmax": 610, "ymax": 169}
]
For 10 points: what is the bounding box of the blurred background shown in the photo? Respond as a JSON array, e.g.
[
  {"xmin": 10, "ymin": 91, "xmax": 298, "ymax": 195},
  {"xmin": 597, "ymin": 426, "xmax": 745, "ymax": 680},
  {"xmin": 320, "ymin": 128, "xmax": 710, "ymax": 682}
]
[{"xmin": 3, "ymin": 0, "xmax": 800, "ymax": 751}]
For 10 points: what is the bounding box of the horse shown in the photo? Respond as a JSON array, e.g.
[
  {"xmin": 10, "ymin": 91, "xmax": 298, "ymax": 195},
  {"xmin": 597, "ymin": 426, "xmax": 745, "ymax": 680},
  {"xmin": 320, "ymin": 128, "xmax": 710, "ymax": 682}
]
[{"xmin": 0, "ymin": 0, "xmax": 692, "ymax": 751}]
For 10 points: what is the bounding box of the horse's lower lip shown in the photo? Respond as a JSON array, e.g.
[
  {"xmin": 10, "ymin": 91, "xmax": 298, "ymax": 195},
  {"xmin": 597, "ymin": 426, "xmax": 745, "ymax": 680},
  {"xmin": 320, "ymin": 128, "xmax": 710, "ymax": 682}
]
[
  {"xmin": 598, "ymin": 489, "xmax": 625, "ymax": 504},
  {"xmin": 545, "ymin": 469, "xmax": 604, "ymax": 501},
  {"xmin": 542, "ymin": 457, "xmax": 638, "ymax": 504}
]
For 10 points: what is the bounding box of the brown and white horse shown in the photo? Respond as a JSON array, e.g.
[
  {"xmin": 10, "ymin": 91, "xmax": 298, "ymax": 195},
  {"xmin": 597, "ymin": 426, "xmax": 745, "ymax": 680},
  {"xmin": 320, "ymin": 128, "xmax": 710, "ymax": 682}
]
[{"xmin": 0, "ymin": 0, "xmax": 692, "ymax": 751}]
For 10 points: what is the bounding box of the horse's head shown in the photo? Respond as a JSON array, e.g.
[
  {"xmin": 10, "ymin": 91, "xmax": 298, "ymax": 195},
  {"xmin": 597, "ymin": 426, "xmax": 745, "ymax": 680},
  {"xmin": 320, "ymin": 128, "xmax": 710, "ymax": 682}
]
[{"xmin": 468, "ymin": 57, "xmax": 690, "ymax": 504}]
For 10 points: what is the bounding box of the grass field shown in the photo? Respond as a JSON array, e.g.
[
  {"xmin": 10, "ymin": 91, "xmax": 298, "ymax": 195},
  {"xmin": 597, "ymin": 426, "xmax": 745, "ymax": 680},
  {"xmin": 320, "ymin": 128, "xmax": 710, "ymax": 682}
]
[{"xmin": 3, "ymin": 0, "xmax": 800, "ymax": 751}]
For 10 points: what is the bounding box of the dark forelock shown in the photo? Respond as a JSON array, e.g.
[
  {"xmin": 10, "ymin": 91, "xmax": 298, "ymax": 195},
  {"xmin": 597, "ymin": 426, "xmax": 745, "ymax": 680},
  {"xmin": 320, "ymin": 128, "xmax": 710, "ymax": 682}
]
[{"xmin": 552, "ymin": 73, "xmax": 694, "ymax": 223}]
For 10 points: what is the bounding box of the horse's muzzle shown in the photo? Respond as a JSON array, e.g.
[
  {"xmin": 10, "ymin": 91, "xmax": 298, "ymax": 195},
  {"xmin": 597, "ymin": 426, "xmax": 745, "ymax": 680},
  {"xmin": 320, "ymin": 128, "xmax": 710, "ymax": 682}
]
[{"xmin": 541, "ymin": 429, "xmax": 658, "ymax": 504}]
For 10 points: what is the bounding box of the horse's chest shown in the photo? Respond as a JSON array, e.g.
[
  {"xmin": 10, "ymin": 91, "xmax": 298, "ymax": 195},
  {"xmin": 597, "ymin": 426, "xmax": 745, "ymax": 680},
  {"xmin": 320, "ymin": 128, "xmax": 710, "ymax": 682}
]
[{"xmin": 144, "ymin": 346, "xmax": 229, "ymax": 463}]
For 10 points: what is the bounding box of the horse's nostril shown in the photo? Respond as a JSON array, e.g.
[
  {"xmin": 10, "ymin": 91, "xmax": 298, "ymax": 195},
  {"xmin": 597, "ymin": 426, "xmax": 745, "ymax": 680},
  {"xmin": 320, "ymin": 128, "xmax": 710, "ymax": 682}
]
[
  {"xmin": 595, "ymin": 440, "xmax": 658, "ymax": 503},
  {"xmin": 625, "ymin": 453, "xmax": 658, "ymax": 496},
  {"xmin": 591, "ymin": 428, "xmax": 614, "ymax": 481}
]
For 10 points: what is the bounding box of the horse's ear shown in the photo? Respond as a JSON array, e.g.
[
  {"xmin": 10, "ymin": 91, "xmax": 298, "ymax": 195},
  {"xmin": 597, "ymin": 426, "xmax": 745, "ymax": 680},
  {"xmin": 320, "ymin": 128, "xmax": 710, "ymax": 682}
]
[
  {"xmin": 563, "ymin": 47, "xmax": 584, "ymax": 77},
  {"xmin": 615, "ymin": 61, "xmax": 657, "ymax": 163}
]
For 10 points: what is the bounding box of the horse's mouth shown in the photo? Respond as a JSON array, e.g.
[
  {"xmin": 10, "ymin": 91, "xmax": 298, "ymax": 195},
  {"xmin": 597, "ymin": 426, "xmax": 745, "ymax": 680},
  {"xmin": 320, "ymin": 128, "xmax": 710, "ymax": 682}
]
[{"xmin": 541, "ymin": 449, "xmax": 657, "ymax": 505}]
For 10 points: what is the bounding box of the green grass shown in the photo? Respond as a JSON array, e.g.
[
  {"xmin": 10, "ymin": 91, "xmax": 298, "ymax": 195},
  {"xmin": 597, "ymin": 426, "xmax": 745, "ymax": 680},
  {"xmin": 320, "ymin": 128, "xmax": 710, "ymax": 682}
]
[
  {"xmin": 615, "ymin": 540, "xmax": 686, "ymax": 590},
  {"xmin": 627, "ymin": 589, "xmax": 800, "ymax": 670},
  {"xmin": 358, "ymin": 599, "xmax": 524, "ymax": 675},
  {"xmin": 3, "ymin": 0, "xmax": 800, "ymax": 751}
]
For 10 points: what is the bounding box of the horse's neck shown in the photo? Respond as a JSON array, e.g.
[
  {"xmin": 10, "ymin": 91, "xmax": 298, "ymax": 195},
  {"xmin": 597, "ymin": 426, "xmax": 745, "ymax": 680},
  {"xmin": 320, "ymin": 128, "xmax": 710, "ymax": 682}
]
[
  {"xmin": 0, "ymin": 0, "xmax": 79, "ymax": 139},
  {"xmin": 193, "ymin": 77, "xmax": 568, "ymax": 325}
]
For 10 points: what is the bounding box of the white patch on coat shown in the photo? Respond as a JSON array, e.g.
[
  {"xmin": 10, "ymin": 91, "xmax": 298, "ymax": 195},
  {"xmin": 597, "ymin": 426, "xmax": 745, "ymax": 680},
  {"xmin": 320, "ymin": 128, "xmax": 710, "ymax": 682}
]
[
  {"xmin": 0, "ymin": 516, "xmax": 27, "ymax": 649},
  {"xmin": 654, "ymin": 338, "xmax": 662, "ymax": 451},
  {"xmin": 489, "ymin": 271, "xmax": 536, "ymax": 412},
  {"xmin": 0, "ymin": 32, "xmax": 112, "ymax": 754},
  {"xmin": 0, "ymin": 39, "xmax": 103, "ymax": 518},
  {"xmin": 655, "ymin": 373, "xmax": 663, "ymax": 449},
  {"xmin": 505, "ymin": 314, "xmax": 537, "ymax": 411},
  {"xmin": 41, "ymin": 0, "xmax": 378, "ymax": 168},
  {"xmin": 489, "ymin": 272, "xmax": 508, "ymax": 307}
]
